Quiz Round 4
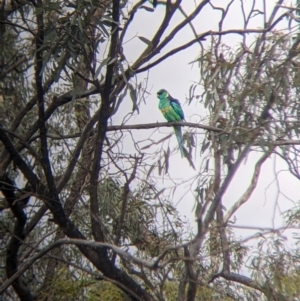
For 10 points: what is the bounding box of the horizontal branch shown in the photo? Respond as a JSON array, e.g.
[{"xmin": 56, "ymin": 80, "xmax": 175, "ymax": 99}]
[
  {"xmin": 32, "ymin": 121, "xmax": 300, "ymax": 148},
  {"xmin": 107, "ymin": 121, "xmax": 221, "ymax": 132},
  {"xmin": 210, "ymin": 271, "xmax": 264, "ymax": 293},
  {"xmin": 27, "ymin": 122, "xmax": 221, "ymax": 142},
  {"xmin": 229, "ymin": 224, "xmax": 300, "ymax": 232},
  {"xmin": 272, "ymin": 139, "xmax": 300, "ymax": 146}
]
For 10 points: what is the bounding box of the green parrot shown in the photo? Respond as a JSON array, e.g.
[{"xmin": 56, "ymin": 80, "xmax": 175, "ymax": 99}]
[{"xmin": 157, "ymin": 89, "xmax": 185, "ymax": 157}]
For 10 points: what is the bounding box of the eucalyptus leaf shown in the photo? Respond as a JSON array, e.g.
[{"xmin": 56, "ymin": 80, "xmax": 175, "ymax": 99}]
[{"xmin": 138, "ymin": 36, "xmax": 152, "ymax": 46}]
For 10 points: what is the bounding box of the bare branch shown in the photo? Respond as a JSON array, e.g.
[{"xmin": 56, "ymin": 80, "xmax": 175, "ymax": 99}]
[{"xmin": 224, "ymin": 147, "xmax": 275, "ymax": 223}]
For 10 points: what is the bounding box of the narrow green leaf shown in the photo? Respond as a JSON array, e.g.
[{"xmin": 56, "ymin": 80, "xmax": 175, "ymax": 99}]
[
  {"xmin": 128, "ymin": 83, "xmax": 138, "ymax": 113},
  {"xmin": 119, "ymin": 63, "xmax": 128, "ymax": 84},
  {"xmin": 95, "ymin": 57, "xmax": 111, "ymax": 78},
  {"xmin": 138, "ymin": 36, "xmax": 152, "ymax": 46},
  {"xmin": 201, "ymin": 140, "xmax": 210, "ymax": 153},
  {"xmin": 140, "ymin": 5, "xmax": 155, "ymax": 12},
  {"xmin": 107, "ymin": 58, "xmax": 117, "ymax": 65},
  {"xmin": 78, "ymin": 18, "xmax": 83, "ymax": 32},
  {"xmin": 165, "ymin": 147, "xmax": 170, "ymax": 173},
  {"xmin": 158, "ymin": 159, "xmax": 162, "ymax": 176},
  {"xmin": 95, "ymin": 20, "xmax": 109, "ymax": 37},
  {"xmin": 146, "ymin": 164, "xmax": 155, "ymax": 179}
]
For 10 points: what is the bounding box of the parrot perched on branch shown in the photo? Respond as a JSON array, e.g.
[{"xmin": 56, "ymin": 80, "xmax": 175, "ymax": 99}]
[{"xmin": 157, "ymin": 89, "xmax": 185, "ymax": 157}]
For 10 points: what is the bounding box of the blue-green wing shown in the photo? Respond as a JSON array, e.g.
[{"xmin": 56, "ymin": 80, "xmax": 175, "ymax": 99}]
[{"xmin": 170, "ymin": 97, "xmax": 184, "ymax": 121}]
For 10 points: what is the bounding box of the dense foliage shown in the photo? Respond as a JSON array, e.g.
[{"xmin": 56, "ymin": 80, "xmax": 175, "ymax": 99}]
[{"xmin": 1, "ymin": 0, "xmax": 300, "ymax": 300}]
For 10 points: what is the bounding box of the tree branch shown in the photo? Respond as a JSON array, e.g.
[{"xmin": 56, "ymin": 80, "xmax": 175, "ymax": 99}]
[
  {"xmin": 135, "ymin": 20, "xmax": 288, "ymax": 74},
  {"xmin": 224, "ymin": 147, "xmax": 274, "ymax": 223},
  {"xmin": 0, "ymin": 176, "xmax": 33, "ymax": 301}
]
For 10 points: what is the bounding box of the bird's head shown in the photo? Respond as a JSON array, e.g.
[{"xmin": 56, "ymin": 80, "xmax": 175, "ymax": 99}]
[{"xmin": 157, "ymin": 89, "xmax": 169, "ymax": 100}]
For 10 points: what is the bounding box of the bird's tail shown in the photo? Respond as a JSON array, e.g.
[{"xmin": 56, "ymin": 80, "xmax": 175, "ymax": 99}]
[{"xmin": 174, "ymin": 126, "xmax": 184, "ymax": 158}]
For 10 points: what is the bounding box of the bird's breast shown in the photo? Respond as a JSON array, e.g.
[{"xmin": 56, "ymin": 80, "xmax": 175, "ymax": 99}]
[{"xmin": 160, "ymin": 106, "xmax": 172, "ymax": 114}]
